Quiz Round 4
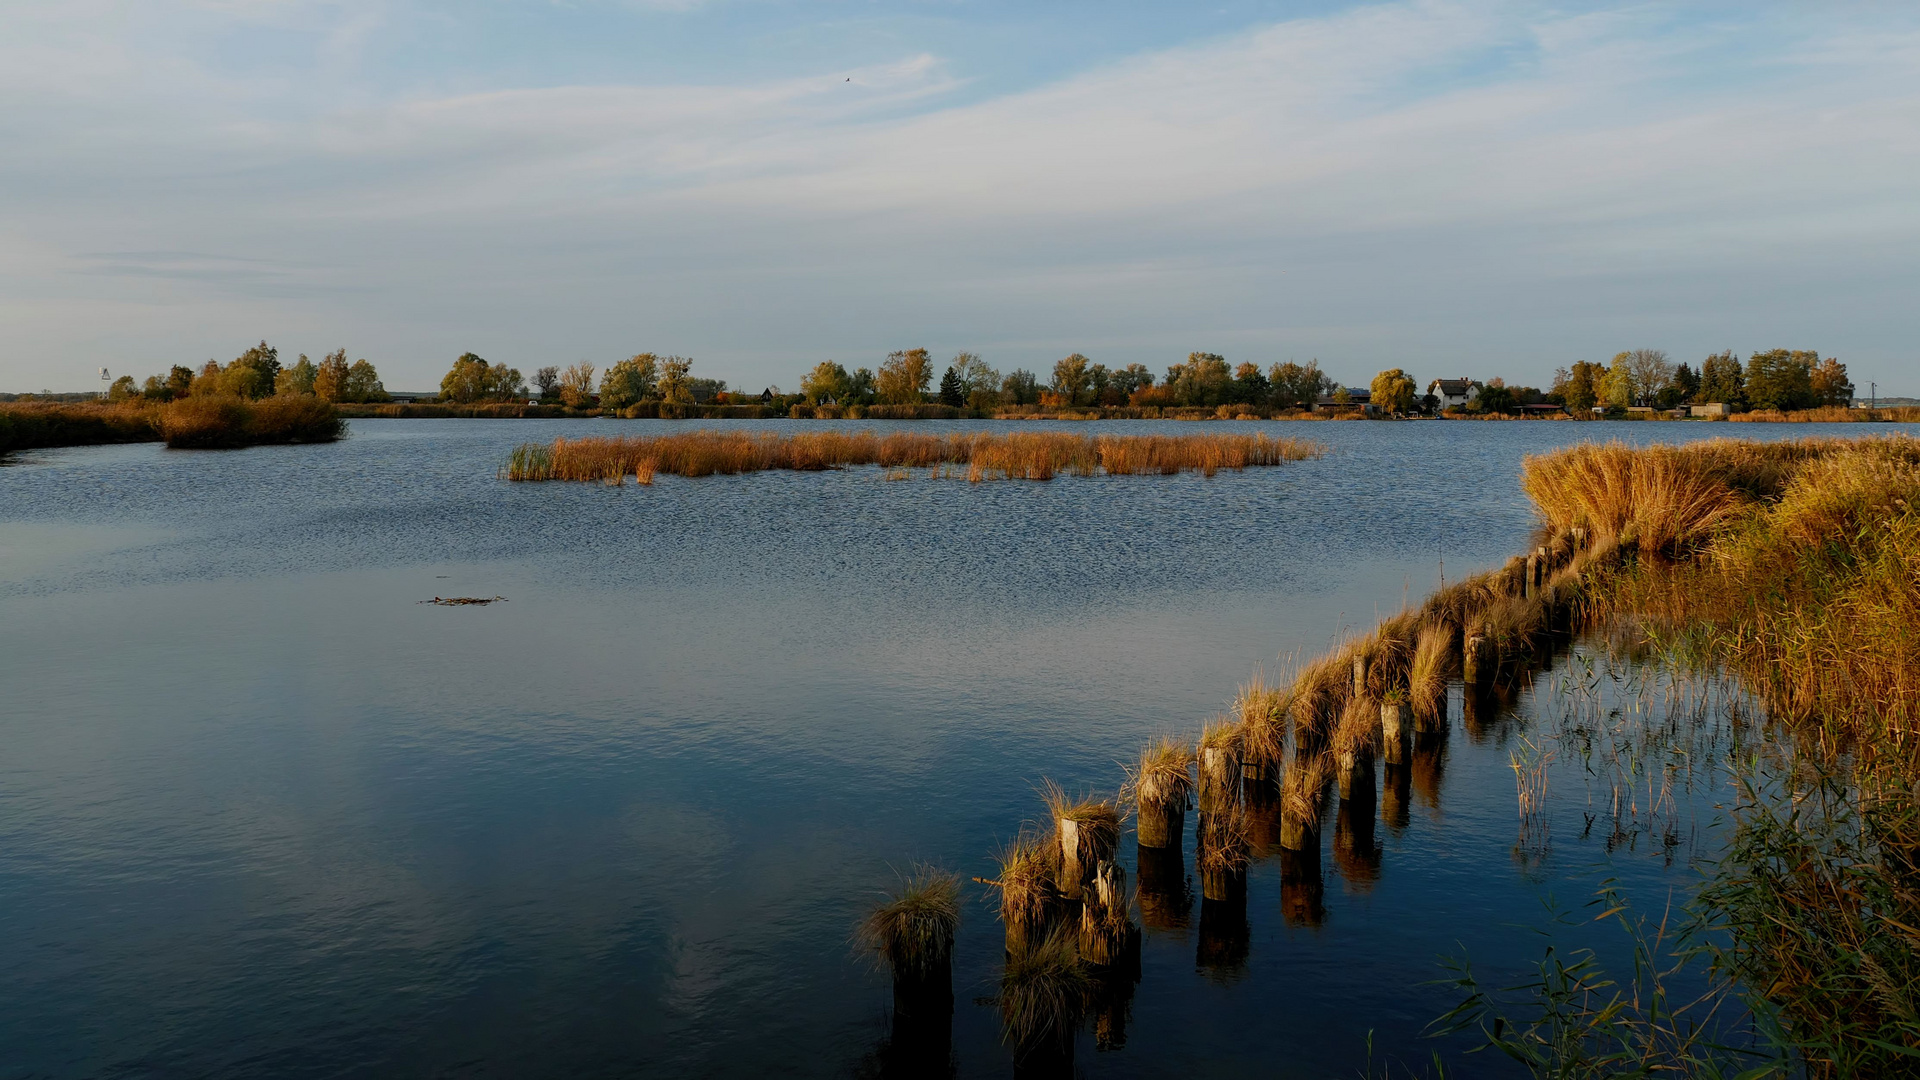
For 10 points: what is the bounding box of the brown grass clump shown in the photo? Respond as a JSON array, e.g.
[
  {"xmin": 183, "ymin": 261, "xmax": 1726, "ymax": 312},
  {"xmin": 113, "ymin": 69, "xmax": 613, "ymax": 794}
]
[
  {"xmin": 1041, "ymin": 783, "xmax": 1123, "ymax": 859},
  {"xmin": 1521, "ymin": 440, "xmax": 1749, "ymax": 555},
  {"xmin": 1197, "ymin": 809, "xmax": 1252, "ymax": 874},
  {"xmin": 1288, "ymin": 651, "xmax": 1351, "ymax": 748},
  {"xmin": 1281, "ymin": 751, "xmax": 1330, "ymax": 835},
  {"xmin": 1409, "ymin": 620, "xmax": 1454, "ymax": 722},
  {"xmin": 1130, "ymin": 738, "xmax": 1195, "ymax": 815},
  {"xmin": 993, "ymin": 831, "xmax": 1059, "ymax": 948},
  {"xmin": 1330, "ymin": 696, "xmax": 1379, "ymax": 762},
  {"xmin": 504, "ymin": 429, "xmax": 1322, "ymax": 483},
  {"xmin": 858, "ymin": 866, "xmax": 962, "ymax": 982},
  {"xmin": 1232, "ymin": 675, "xmax": 1289, "ymax": 775}
]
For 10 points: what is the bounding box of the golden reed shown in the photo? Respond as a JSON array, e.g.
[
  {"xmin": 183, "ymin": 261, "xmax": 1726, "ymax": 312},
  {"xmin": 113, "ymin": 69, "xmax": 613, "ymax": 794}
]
[{"xmin": 503, "ymin": 429, "xmax": 1322, "ymax": 483}]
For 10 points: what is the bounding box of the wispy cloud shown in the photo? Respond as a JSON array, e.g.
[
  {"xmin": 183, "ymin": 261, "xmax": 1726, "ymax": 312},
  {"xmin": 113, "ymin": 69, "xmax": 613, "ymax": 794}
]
[{"xmin": 2, "ymin": 1, "xmax": 1917, "ymax": 388}]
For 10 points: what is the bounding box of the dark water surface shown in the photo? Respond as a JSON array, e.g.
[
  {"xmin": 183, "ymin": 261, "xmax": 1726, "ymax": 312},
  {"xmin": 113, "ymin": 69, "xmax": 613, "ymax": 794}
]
[{"xmin": 2, "ymin": 418, "xmax": 1910, "ymax": 1078}]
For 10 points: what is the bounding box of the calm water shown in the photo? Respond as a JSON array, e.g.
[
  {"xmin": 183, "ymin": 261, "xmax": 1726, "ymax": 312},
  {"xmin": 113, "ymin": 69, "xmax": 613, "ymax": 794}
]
[{"xmin": 1, "ymin": 418, "xmax": 1908, "ymax": 1078}]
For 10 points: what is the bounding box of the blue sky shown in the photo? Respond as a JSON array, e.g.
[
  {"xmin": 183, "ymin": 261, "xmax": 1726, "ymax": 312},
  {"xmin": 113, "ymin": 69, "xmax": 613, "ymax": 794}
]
[{"xmin": 3, "ymin": 0, "xmax": 1917, "ymax": 393}]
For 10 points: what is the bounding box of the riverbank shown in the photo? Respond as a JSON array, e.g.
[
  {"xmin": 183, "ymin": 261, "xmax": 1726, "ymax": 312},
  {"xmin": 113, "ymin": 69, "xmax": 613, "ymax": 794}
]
[{"xmin": 0, "ymin": 398, "xmax": 343, "ymax": 454}]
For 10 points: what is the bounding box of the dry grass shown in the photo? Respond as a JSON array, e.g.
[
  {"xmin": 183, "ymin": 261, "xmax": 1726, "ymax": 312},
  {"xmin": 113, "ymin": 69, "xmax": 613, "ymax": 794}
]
[
  {"xmin": 1521, "ymin": 441, "xmax": 1748, "ymax": 555},
  {"xmin": 1330, "ymin": 696, "xmax": 1379, "ymax": 761},
  {"xmin": 502, "ymin": 428, "xmax": 1323, "ymax": 483},
  {"xmin": 0, "ymin": 401, "xmax": 158, "ymax": 453},
  {"xmin": 993, "ymin": 832, "xmax": 1059, "ymax": 946},
  {"xmin": 1409, "ymin": 620, "xmax": 1454, "ymax": 721},
  {"xmin": 1728, "ymin": 405, "xmax": 1920, "ymax": 423},
  {"xmin": 1281, "ymin": 752, "xmax": 1330, "ymax": 836},
  {"xmin": 1197, "ymin": 809, "xmax": 1252, "ymax": 873},
  {"xmin": 1, "ymin": 397, "xmax": 342, "ymax": 453},
  {"xmin": 1232, "ymin": 674, "xmax": 1289, "ymax": 773},
  {"xmin": 1129, "ymin": 738, "xmax": 1195, "ymax": 814},
  {"xmin": 1041, "ymin": 782, "xmax": 1123, "ymax": 858},
  {"xmin": 858, "ymin": 866, "xmax": 961, "ymax": 981}
]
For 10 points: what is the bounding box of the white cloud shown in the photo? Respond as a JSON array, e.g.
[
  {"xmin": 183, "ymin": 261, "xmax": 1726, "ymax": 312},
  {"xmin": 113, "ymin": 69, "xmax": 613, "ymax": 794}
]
[{"xmin": 2, "ymin": 1, "xmax": 1918, "ymax": 389}]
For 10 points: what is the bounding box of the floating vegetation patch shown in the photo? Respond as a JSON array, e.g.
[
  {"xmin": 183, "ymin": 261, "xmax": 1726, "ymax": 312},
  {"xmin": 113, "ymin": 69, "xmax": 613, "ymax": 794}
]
[
  {"xmin": 500, "ymin": 429, "xmax": 1323, "ymax": 483},
  {"xmin": 419, "ymin": 595, "xmax": 508, "ymax": 606}
]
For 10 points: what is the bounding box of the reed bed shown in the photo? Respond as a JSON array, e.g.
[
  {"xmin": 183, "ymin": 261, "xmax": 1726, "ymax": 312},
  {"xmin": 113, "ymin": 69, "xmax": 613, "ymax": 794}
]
[
  {"xmin": 1409, "ymin": 621, "xmax": 1454, "ymax": 722},
  {"xmin": 0, "ymin": 397, "xmax": 343, "ymax": 453},
  {"xmin": 502, "ymin": 429, "xmax": 1323, "ymax": 483},
  {"xmin": 992, "ymin": 831, "xmax": 1060, "ymax": 952}
]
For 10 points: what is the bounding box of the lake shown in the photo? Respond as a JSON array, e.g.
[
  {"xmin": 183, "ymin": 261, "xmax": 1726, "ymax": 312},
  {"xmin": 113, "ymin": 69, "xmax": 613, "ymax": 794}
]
[{"xmin": 2, "ymin": 418, "xmax": 1907, "ymax": 1078}]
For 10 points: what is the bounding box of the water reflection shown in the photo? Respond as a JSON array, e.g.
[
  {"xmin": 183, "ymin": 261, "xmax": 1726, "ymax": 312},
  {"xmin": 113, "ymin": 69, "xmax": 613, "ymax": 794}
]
[
  {"xmin": 1135, "ymin": 843, "xmax": 1191, "ymax": 935},
  {"xmin": 1279, "ymin": 845, "xmax": 1327, "ymax": 929}
]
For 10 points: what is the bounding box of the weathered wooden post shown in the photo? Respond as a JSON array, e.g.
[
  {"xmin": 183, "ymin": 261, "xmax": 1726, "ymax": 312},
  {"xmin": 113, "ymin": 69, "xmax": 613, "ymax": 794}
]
[
  {"xmin": 1524, "ymin": 553, "xmax": 1541, "ymax": 598},
  {"xmin": 1352, "ymin": 653, "xmax": 1369, "ymax": 697},
  {"xmin": 1198, "ymin": 744, "xmax": 1239, "ymax": 817},
  {"xmin": 1463, "ymin": 633, "xmax": 1493, "ymax": 689},
  {"xmin": 1079, "ymin": 861, "xmax": 1134, "ymax": 968},
  {"xmin": 1336, "ymin": 746, "xmax": 1374, "ymax": 802},
  {"xmin": 1380, "ymin": 697, "xmax": 1409, "ymax": 765},
  {"xmin": 1057, "ymin": 816, "xmax": 1084, "ymax": 901}
]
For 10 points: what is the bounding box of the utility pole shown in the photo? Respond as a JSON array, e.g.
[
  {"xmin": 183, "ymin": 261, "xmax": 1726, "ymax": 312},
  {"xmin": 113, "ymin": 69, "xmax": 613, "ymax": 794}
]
[{"xmin": 1871, "ymin": 381, "xmax": 1877, "ymax": 410}]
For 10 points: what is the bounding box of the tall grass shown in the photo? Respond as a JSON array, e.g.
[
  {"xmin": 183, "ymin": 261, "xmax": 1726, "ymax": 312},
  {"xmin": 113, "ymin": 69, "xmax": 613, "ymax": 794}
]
[
  {"xmin": 502, "ymin": 429, "xmax": 1323, "ymax": 483},
  {"xmin": 0, "ymin": 397, "xmax": 342, "ymax": 453}
]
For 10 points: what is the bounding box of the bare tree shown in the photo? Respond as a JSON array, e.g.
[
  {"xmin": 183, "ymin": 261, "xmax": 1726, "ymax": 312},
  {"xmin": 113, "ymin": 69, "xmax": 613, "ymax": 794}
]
[{"xmin": 1623, "ymin": 348, "xmax": 1673, "ymax": 407}]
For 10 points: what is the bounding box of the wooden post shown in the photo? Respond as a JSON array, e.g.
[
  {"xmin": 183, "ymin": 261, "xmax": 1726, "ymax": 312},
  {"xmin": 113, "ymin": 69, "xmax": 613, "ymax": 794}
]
[
  {"xmin": 1136, "ymin": 800, "xmax": 1183, "ymax": 849},
  {"xmin": 1352, "ymin": 653, "xmax": 1368, "ymax": 697},
  {"xmin": 1380, "ymin": 700, "xmax": 1408, "ymax": 764},
  {"xmin": 1524, "ymin": 553, "xmax": 1540, "ymax": 598},
  {"xmin": 1080, "ymin": 861, "xmax": 1131, "ymax": 966},
  {"xmin": 1464, "ymin": 633, "xmax": 1492, "ymax": 688},
  {"xmin": 1058, "ymin": 817, "xmax": 1083, "ymax": 901},
  {"xmin": 1198, "ymin": 746, "xmax": 1238, "ymax": 816}
]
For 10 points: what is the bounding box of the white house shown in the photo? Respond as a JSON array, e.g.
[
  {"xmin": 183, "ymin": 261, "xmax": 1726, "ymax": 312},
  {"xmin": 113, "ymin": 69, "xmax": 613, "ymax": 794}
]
[{"xmin": 1428, "ymin": 378, "xmax": 1479, "ymax": 410}]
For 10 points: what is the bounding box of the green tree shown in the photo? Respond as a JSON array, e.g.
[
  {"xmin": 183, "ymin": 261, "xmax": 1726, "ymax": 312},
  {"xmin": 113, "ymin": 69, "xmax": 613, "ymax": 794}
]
[
  {"xmin": 343, "ymin": 360, "xmax": 387, "ymax": 403},
  {"xmin": 1476, "ymin": 383, "xmax": 1516, "ymax": 413},
  {"xmin": 601, "ymin": 357, "xmax": 661, "ymax": 409},
  {"xmin": 1697, "ymin": 350, "xmax": 1745, "ymax": 407},
  {"xmin": 1050, "ymin": 353, "xmax": 1092, "ymax": 406},
  {"xmin": 1165, "ymin": 352, "xmax": 1232, "ymax": 406},
  {"xmin": 1001, "ymin": 369, "xmax": 1039, "ymax": 405},
  {"xmin": 1110, "ymin": 363, "xmax": 1153, "ymax": 403},
  {"xmin": 938, "ymin": 367, "xmax": 964, "ymax": 407},
  {"xmin": 1268, "ymin": 360, "xmax": 1329, "ymax": 410},
  {"xmin": 1745, "ymin": 349, "xmax": 1818, "ymax": 412},
  {"xmin": 875, "ymin": 348, "xmax": 933, "ymax": 405},
  {"xmin": 275, "ymin": 354, "xmax": 318, "ymax": 396},
  {"xmin": 1369, "ymin": 368, "xmax": 1416, "ymax": 414},
  {"xmin": 105, "ymin": 375, "xmax": 138, "ymax": 402},
  {"xmin": 801, "ymin": 361, "xmax": 852, "ymax": 404},
  {"xmin": 1670, "ymin": 362, "xmax": 1701, "ymax": 403},
  {"xmin": 440, "ymin": 353, "xmax": 523, "ymax": 403},
  {"xmin": 222, "ymin": 341, "xmax": 281, "ymax": 399},
  {"xmin": 657, "ymin": 356, "xmax": 694, "ymax": 404},
  {"xmin": 313, "ymin": 350, "xmax": 350, "ymax": 402},
  {"xmin": 1231, "ymin": 362, "xmax": 1271, "ymax": 406},
  {"xmin": 1601, "ymin": 354, "xmax": 1635, "ymax": 409}
]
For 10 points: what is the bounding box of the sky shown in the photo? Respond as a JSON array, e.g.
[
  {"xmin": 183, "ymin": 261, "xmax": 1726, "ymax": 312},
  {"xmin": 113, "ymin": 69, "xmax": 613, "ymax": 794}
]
[{"xmin": 3, "ymin": 0, "xmax": 1917, "ymax": 395}]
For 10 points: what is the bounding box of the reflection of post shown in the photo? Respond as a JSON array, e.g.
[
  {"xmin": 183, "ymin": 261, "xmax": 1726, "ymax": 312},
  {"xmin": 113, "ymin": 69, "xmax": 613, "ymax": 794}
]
[
  {"xmin": 1135, "ymin": 841, "xmax": 1191, "ymax": 934},
  {"xmin": 885, "ymin": 968, "xmax": 953, "ymax": 1079},
  {"xmin": 1280, "ymin": 844, "xmax": 1326, "ymax": 928},
  {"xmin": 1382, "ymin": 760, "xmax": 1412, "ymax": 832},
  {"xmin": 1411, "ymin": 739, "xmax": 1447, "ymax": 814},
  {"xmin": 1334, "ymin": 787, "xmax": 1380, "ymax": 893}
]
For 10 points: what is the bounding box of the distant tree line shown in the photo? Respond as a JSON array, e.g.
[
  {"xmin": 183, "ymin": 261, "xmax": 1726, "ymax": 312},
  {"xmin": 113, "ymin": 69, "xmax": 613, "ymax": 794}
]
[
  {"xmin": 105, "ymin": 342, "xmax": 388, "ymax": 404},
  {"xmin": 1549, "ymin": 349, "xmax": 1853, "ymax": 414}
]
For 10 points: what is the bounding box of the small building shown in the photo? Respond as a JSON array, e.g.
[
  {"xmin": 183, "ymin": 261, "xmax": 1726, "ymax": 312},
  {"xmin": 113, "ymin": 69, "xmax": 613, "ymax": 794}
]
[
  {"xmin": 1428, "ymin": 378, "xmax": 1479, "ymax": 411},
  {"xmin": 1690, "ymin": 403, "xmax": 1729, "ymax": 418}
]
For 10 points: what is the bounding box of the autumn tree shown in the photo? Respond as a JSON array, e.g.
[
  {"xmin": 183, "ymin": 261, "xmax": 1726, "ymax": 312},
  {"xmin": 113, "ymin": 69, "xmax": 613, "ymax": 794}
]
[
  {"xmin": 598, "ymin": 358, "xmax": 653, "ymax": 409},
  {"xmin": 275, "ymin": 354, "xmax": 318, "ymax": 396},
  {"xmin": 221, "ymin": 341, "xmax": 281, "ymax": 399},
  {"xmin": 1001, "ymin": 369, "xmax": 1039, "ymax": 406},
  {"xmin": 1050, "ymin": 353, "xmax": 1092, "ymax": 406},
  {"xmin": 313, "ymin": 350, "xmax": 350, "ymax": 401},
  {"xmin": 801, "ymin": 361, "xmax": 853, "ymax": 404},
  {"xmin": 440, "ymin": 353, "xmax": 523, "ymax": 403},
  {"xmin": 875, "ymin": 348, "xmax": 933, "ymax": 405},
  {"xmin": 1622, "ymin": 348, "xmax": 1673, "ymax": 407},
  {"xmin": 1165, "ymin": 352, "xmax": 1232, "ymax": 407},
  {"xmin": 1369, "ymin": 368, "xmax": 1416, "ymax": 414},
  {"xmin": 1811, "ymin": 356, "xmax": 1854, "ymax": 407},
  {"xmin": 534, "ymin": 366, "xmax": 561, "ymax": 399},
  {"xmin": 657, "ymin": 356, "xmax": 694, "ymax": 404}
]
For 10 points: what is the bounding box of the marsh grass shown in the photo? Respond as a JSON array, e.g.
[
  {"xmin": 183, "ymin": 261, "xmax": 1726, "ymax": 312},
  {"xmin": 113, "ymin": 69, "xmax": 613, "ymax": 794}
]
[
  {"xmin": 1409, "ymin": 621, "xmax": 1454, "ymax": 724},
  {"xmin": 859, "ymin": 867, "xmax": 962, "ymax": 983},
  {"xmin": 991, "ymin": 831, "xmax": 1060, "ymax": 953},
  {"xmin": 502, "ymin": 429, "xmax": 1323, "ymax": 483},
  {"xmin": 1129, "ymin": 739, "xmax": 1195, "ymax": 815},
  {"xmin": 0, "ymin": 397, "xmax": 341, "ymax": 453}
]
